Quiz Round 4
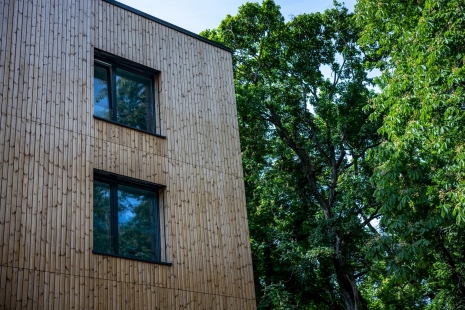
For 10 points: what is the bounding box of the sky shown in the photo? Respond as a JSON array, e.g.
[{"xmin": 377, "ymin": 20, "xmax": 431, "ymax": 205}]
[
  {"xmin": 114, "ymin": 0, "xmax": 379, "ymax": 83},
  {"xmin": 116, "ymin": 0, "xmax": 357, "ymax": 35}
]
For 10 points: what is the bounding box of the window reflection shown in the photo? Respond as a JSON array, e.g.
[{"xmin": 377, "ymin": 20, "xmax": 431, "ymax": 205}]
[
  {"xmin": 118, "ymin": 185, "xmax": 159, "ymax": 261},
  {"xmin": 93, "ymin": 181, "xmax": 113, "ymax": 253},
  {"xmin": 93, "ymin": 50, "xmax": 157, "ymax": 135},
  {"xmin": 93, "ymin": 173, "xmax": 161, "ymax": 262},
  {"xmin": 94, "ymin": 65, "xmax": 111, "ymax": 119},
  {"xmin": 116, "ymin": 68, "xmax": 153, "ymax": 132}
]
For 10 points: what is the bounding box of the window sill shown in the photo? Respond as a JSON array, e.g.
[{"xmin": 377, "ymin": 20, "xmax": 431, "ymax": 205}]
[
  {"xmin": 93, "ymin": 115, "xmax": 167, "ymax": 139},
  {"xmin": 92, "ymin": 250, "xmax": 172, "ymax": 266}
]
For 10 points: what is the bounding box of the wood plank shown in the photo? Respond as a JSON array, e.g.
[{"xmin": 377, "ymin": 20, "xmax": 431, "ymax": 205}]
[
  {"xmin": 0, "ymin": 115, "xmax": 13, "ymax": 267},
  {"xmin": 8, "ymin": 0, "xmax": 22, "ymax": 119},
  {"xmin": 0, "ymin": 0, "xmax": 13, "ymax": 117},
  {"xmin": 25, "ymin": 0, "xmax": 40, "ymax": 274},
  {"xmin": 0, "ymin": 118, "xmax": 8, "ymax": 268}
]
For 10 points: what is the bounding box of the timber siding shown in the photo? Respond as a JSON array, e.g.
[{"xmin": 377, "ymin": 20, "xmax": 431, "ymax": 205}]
[{"xmin": 0, "ymin": 0, "xmax": 256, "ymax": 308}]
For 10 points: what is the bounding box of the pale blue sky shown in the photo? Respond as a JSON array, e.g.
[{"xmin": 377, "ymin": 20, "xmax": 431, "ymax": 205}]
[{"xmin": 116, "ymin": 0, "xmax": 357, "ymax": 34}]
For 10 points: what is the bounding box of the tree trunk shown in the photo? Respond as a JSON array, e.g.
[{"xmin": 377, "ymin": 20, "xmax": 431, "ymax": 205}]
[{"xmin": 332, "ymin": 256, "xmax": 367, "ymax": 310}]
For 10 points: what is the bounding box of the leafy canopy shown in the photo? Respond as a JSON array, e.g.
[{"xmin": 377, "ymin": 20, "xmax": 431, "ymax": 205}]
[
  {"xmin": 356, "ymin": 0, "xmax": 465, "ymax": 307},
  {"xmin": 202, "ymin": 1, "xmax": 381, "ymax": 309}
]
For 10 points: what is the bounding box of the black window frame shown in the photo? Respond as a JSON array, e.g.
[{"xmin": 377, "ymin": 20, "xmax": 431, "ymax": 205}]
[
  {"xmin": 93, "ymin": 49, "xmax": 165, "ymax": 138},
  {"xmin": 92, "ymin": 169, "xmax": 171, "ymax": 265}
]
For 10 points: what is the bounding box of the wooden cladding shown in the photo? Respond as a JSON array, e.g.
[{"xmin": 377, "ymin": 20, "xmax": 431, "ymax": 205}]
[{"xmin": 0, "ymin": 0, "xmax": 255, "ymax": 308}]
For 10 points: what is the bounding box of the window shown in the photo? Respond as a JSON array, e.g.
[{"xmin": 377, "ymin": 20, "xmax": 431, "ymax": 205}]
[
  {"xmin": 93, "ymin": 49, "xmax": 159, "ymax": 134},
  {"xmin": 93, "ymin": 170, "xmax": 165, "ymax": 263}
]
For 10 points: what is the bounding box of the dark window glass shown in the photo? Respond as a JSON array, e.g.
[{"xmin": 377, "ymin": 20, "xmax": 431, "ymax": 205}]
[
  {"xmin": 117, "ymin": 185, "xmax": 159, "ymax": 261},
  {"xmin": 93, "ymin": 181, "xmax": 113, "ymax": 254},
  {"xmin": 93, "ymin": 65, "xmax": 111, "ymax": 119},
  {"xmin": 115, "ymin": 69, "xmax": 154, "ymax": 132},
  {"xmin": 94, "ymin": 50, "xmax": 157, "ymax": 134},
  {"xmin": 93, "ymin": 172, "xmax": 162, "ymax": 263}
]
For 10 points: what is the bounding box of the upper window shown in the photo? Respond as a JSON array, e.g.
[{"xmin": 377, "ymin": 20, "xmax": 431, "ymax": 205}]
[
  {"xmin": 93, "ymin": 170, "xmax": 165, "ymax": 263},
  {"xmin": 93, "ymin": 49, "xmax": 159, "ymax": 134}
]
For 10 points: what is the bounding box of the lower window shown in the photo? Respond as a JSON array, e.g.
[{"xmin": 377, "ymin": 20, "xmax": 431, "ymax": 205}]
[{"xmin": 93, "ymin": 170, "xmax": 163, "ymax": 262}]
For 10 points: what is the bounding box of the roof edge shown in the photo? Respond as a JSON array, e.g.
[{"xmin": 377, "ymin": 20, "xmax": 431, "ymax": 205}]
[{"xmin": 103, "ymin": 0, "xmax": 232, "ymax": 53}]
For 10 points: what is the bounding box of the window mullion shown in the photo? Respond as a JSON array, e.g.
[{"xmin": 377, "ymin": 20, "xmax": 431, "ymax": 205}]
[
  {"xmin": 111, "ymin": 183, "xmax": 119, "ymax": 255},
  {"xmin": 149, "ymin": 82, "xmax": 156, "ymax": 134},
  {"xmin": 105, "ymin": 64, "xmax": 113, "ymax": 120},
  {"xmin": 157, "ymin": 79, "xmax": 161, "ymax": 135},
  {"xmin": 111, "ymin": 64, "xmax": 117, "ymax": 122},
  {"xmin": 152, "ymin": 197, "xmax": 160, "ymax": 261}
]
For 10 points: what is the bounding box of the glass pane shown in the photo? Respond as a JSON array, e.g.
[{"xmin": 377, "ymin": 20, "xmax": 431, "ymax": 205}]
[
  {"xmin": 94, "ymin": 65, "xmax": 111, "ymax": 119},
  {"xmin": 115, "ymin": 68, "xmax": 154, "ymax": 132},
  {"xmin": 93, "ymin": 181, "xmax": 113, "ymax": 253},
  {"xmin": 117, "ymin": 185, "xmax": 159, "ymax": 261}
]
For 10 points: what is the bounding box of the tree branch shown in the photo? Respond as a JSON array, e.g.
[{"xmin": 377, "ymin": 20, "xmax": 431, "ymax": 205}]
[
  {"xmin": 359, "ymin": 203, "xmax": 382, "ymax": 228},
  {"xmin": 266, "ymin": 105, "xmax": 330, "ymax": 213}
]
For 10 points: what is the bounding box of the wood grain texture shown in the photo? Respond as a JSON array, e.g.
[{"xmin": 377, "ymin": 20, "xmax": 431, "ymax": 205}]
[{"xmin": 0, "ymin": 0, "xmax": 255, "ymax": 308}]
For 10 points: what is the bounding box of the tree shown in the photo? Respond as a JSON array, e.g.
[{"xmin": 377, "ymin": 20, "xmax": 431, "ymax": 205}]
[
  {"xmin": 356, "ymin": 0, "xmax": 465, "ymax": 308},
  {"xmin": 202, "ymin": 2, "xmax": 380, "ymax": 309}
]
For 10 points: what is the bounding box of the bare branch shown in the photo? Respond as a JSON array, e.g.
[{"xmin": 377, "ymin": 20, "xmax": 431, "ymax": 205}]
[
  {"xmin": 266, "ymin": 104, "xmax": 330, "ymax": 213},
  {"xmin": 360, "ymin": 204, "xmax": 382, "ymax": 228},
  {"xmin": 329, "ymin": 58, "xmax": 346, "ymax": 101},
  {"xmin": 354, "ymin": 270, "xmax": 368, "ymax": 279}
]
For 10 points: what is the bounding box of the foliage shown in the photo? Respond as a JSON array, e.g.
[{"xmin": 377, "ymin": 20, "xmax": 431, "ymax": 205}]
[
  {"xmin": 200, "ymin": 0, "xmax": 465, "ymax": 308},
  {"xmin": 202, "ymin": 1, "xmax": 381, "ymax": 309},
  {"xmin": 356, "ymin": 0, "xmax": 465, "ymax": 308}
]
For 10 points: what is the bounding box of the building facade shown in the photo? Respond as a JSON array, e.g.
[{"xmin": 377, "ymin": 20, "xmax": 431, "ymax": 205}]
[{"xmin": 0, "ymin": 0, "xmax": 256, "ymax": 308}]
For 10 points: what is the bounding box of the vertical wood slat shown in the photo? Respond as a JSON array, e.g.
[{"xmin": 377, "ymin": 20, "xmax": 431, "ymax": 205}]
[
  {"xmin": 0, "ymin": 0, "xmax": 13, "ymax": 270},
  {"xmin": 0, "ymin": 1, "xmax": 12, "ymax": 117}
]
